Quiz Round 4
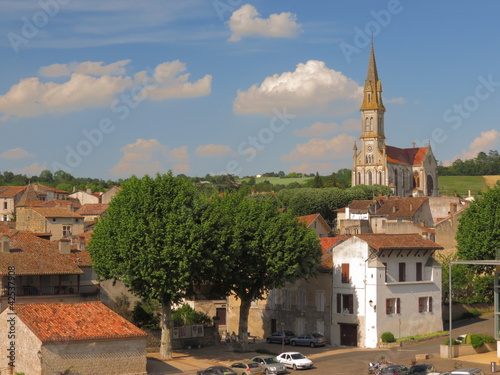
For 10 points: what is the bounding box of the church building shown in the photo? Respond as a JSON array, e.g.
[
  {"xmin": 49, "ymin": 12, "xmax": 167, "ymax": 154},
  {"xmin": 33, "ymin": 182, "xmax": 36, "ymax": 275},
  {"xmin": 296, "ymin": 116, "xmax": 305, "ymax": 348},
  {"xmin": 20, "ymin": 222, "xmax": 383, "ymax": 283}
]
[{"xmin": 352, "ymin": 45, "xmax": 439, "ymax": 197}]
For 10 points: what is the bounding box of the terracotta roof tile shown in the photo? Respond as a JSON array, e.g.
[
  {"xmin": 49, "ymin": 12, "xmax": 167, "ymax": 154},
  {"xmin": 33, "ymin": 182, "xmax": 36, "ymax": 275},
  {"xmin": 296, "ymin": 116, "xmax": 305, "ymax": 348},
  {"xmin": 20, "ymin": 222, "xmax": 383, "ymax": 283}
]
[
  {"xmin": 15, "ymin": 302, "xmax": 147, "ymax": 343},
  {"xmin": 30, "ymin": 207, "xmax": 83, "ymax": 219},
  {"xmin": 40, "ymin": 200, "xmax": 81, "ymax": 210},
  {"xmin": 373, "ymin": 197, "xmax": 427, "ymax": 218},
  {"xmin": 33, "ymin": 184, "xmax": 70, "ymax": 194},
  {"xmin": 17, "ymin": 185, "xmax": 44, "ymax": 207},
  {"xmin": 353, "ymin": 233, "xmax": 443, "ymax": 250},
  {"xmin": 0, "ymin": 227, "xmax": 83, "ymax": 275},
  {"xmin": 298, "ymin": 214, "xmax": 320, "ymax": 227},
  {"xmin": 0, "ymin": 186, "xmax": 26, "ymax": 198},
  {"xmin": 76, "ymin": 203, "xmax": 109, "ymax": 215},
  {"xmin": 386, "ymin": 146, "xmax": 428, "ymax": 166}
]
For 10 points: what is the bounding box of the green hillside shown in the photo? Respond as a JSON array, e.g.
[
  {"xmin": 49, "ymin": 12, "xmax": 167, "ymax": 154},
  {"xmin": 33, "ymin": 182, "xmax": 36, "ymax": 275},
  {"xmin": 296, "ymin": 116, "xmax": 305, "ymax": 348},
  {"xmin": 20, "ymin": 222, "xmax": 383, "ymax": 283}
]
[
  {"xmin": 239, "ymin": 176, "xmax": 313, "ymax": 186},
  {"xmin": 438, "ymin": 176, "xmax": 490, "ymax": 196}
]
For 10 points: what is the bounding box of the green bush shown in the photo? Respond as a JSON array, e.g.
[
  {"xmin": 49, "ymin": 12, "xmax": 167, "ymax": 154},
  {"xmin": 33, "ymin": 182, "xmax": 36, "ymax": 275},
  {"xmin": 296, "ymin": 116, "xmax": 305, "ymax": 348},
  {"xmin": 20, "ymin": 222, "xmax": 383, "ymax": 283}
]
[
  {"xmin": 381, "ymin": 332, "xmax": 395, "ymax": 343},
  {"xmin": 443, "ymin": 337, "xmax": 460, "ymax": 345},
  {"xmin": 466, "ymin": 333, "xmax": 496, "ymax": 348}
]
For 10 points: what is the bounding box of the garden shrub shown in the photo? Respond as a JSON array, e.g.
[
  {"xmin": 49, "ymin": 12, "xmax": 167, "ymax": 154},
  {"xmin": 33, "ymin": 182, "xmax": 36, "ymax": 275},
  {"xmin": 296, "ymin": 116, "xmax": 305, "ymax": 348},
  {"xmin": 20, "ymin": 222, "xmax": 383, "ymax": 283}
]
[
  {"xmin": 466, "ymin": 333, "xmax": 496, "ymax": 348},
  {"xmin": 381, "ymin": 332, "xmax": 395, "ymax": 343},
  {"xmin": 443, "ymin": 337, "xmax": 460, "ymax": 345}
]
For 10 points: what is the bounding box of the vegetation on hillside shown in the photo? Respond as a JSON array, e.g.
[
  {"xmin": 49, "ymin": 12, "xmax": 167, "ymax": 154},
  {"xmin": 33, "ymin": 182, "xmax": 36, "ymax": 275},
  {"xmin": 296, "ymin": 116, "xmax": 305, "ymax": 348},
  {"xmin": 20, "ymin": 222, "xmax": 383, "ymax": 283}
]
[{"xmin": 438, "ymin": 150, "xmax": 500, "ymax": 176}]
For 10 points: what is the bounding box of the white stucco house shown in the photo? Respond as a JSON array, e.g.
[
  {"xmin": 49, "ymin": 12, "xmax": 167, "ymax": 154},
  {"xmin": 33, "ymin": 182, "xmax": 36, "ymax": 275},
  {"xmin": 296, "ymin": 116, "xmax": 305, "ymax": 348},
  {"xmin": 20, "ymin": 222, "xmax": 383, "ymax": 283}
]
[{"xmin": 331, "ymin": 233, "xmax": 443, "ymax": 348}]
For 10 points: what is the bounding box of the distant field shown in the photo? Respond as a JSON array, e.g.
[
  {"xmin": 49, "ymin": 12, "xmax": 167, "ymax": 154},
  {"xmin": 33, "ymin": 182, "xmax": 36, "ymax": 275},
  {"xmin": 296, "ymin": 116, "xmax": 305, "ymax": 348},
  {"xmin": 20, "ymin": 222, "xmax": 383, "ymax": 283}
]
[
  {"xmin": 239, "ymin": 176, "xmax": 313, "ymax": 186},
  {"xmin": 438, "ymin": 175, "xmax": 500, "ymax": 196}
]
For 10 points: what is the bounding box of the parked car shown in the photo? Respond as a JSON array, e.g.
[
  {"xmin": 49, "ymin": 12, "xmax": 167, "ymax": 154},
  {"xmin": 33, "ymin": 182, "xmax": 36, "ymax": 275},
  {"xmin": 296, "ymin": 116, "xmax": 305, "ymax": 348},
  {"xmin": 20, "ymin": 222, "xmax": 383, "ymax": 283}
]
[
  {"xmin": 230, "ymin": 362, "xmax": 263, "ymax": 375},
  {"xmin": 408, "ymin": 364, "xmax": 437, "ymax": 374},
  {"xmin": 378, "ymin": 364, "xmax": 409, "ymax": 375},
  {"xmin": 276, "ymin": 352, "xmax": 313, "ymax": 370},
  {"xmin": 266, "ymin": 331, "xmax": 296, "ymax": 344},
  {"xmin": 290, "ymin": 333, "xmax": 326, "ymax": 348},
  {"xmin": 197, "ymin": 366, "xmax": 238, "ymax": 375},
  {"xmin": 449, "ymin": 370, "xmax": 485, "ymax": 375},
  {"xmin": 251, "ymin": 356, "xmax": 287, "ymax": 375},
  {"xmin": 455, "ymin": 334, "xmax": 467, "ymax": 343}
]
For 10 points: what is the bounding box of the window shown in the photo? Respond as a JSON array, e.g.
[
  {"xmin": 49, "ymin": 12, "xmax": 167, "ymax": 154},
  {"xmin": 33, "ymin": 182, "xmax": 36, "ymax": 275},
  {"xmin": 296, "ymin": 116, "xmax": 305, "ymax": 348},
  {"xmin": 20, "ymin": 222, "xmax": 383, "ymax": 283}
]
[
  {"xmin": 297, "ymin": 290, "xmax": 306, "ymax": 311},
  {"xmin": 62, "ymin": 225, "xmax": 72, "ymax": 237},
  {"xmin": 341, "ymin": 263, "xmax": 350, "ymax": 283},
  {"xmin": 398, "ymin": 262, "xmax": 406, "ymax": 282},
  {"xmin": 383, "ymin": 263, "xmax": 388, "ymax": 282},
  {"xmin": 336, "ymin": 293, "xmax": 353, "ymax": 314},
  {"xmin": 418, "ymin": 297, "xmax": 433, "ymax": 313},
  {"xmin": 385, "ymin": 298, "xmax": 401, "ymax": 314},
  {"xmin": 316, "ymin": 290, "xmax": 325, "ymax": 312},
  {"xmin": 416, "ymin": 262, "xmax": 423, "ymax": 281},
  {"xmin": 3, "ymin": 202, "xmax": 7, "ymax": 209},
  {"xmin": 282, "ymin": 289, "xmax": 291, "ymax": 309}
]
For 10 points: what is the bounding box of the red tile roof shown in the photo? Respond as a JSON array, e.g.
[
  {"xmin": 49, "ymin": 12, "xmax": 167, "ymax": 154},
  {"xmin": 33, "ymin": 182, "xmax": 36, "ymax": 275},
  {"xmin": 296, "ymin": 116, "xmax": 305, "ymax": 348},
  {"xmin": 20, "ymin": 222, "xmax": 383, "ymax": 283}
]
[
  {"xmin": 372, "ymin": 197, "xmax": 428, "ymax": 218},
  {"xmin": 40, "ymin": 200, "xmax": 81, "ymax": 210},
  {"xmin": 298, "ymin": 214, "xmax": 320, "ymax": 227},
  {"xmin": 76, "ymin": 203, "xmax": 109, "ymax": 216},
  {"xmin": 15, "ymin": 302, "xmax": 147, "ymax": 343},
  {"xmin": 318, "ymin": 237, "xmax": 347, "ymax": 270},
  {"xmin": 29, "ymin": 207, "xmax": 83, "ymax": 219},
  {"xmin": 353, "ymin": 233, "xmax": 443, "ymax": 250},
  {"xmin": 0, "ymin": 227, "xmax": 84, "ymax": 275},
  {"xmin": 33, "ymin": 183, "xmax": 70, "ymax": 194},
  {"xmin": 0, "ymin": 186, "xmax": 26, "ymax": 198},
  {"xmin": 386, "ymin": 146, "xmax": 428, "ymax": 166}
]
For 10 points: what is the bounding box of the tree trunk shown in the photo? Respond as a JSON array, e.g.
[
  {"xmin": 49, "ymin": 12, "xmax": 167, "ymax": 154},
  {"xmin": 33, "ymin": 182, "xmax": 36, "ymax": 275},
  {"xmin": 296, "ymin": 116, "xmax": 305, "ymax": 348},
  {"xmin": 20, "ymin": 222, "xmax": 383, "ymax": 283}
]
[
  {"xmin": 237, "ymin": 297, "xmax": 251, "ymax": 352},
  {"xmin": 159, "ymin": 302, "xmax": 173, "ymax": 360}
]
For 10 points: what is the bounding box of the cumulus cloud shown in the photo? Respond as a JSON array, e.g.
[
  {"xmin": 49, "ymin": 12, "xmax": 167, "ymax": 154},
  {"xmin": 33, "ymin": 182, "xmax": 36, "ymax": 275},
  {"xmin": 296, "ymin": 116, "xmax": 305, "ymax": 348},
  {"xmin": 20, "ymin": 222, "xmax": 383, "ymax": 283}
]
[
  {"xmin": 0, "ymin": 60, "xmax": 211, "ymax": 120},
  {"xmin": 445, "ymin": 129, "xmax": 500, "ymax": 164},
  {"xmin": 234, "ymin": 60, "xmax": 362, "ymax": 116},
  {"xmin": 288, "ymin": 162, "xmax": 334, "ymax": 175},
  {"xmin": 195, "ymin": 144, "xmax": 234, "ymax": 157},
  {"xmin": 282, "ymin": 134, "xmax": 356, "ymax": 162},
  {"xmin": 293, "ymin": 121, "xmax": 359, "ymax": 137},
  {"xmin": 12, "ymin": 162, "xmax": 47, "ymax": 176},
  {"xmin": 39, "ymin": 60, "xmax": 131, "ymax": 77},
  {"xmin": 138, "ymin": 61, "xmax": 211, "ymax": 100},
  {"xmin": 228, "ymin": 4, "xmax": 301, "ymax": 42},
  {"xmin": 0, "ymin": 148, "xmax": 34, "ymax": 159},
  {"xmin": 110, "ymin": 139, "xmax": 190, "ymax": 177}
]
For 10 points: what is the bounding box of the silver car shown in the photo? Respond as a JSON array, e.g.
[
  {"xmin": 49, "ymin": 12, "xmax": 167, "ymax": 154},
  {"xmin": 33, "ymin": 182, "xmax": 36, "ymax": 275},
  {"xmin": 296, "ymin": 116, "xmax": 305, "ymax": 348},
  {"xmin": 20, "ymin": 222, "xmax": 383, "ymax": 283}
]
[
  {"xmin": 290, "ymin": 333, "xmax": 326, "ymax": 348},
  {"xmin": 251, "ymin": 356, "xmax": 287, "ymax": 375}
]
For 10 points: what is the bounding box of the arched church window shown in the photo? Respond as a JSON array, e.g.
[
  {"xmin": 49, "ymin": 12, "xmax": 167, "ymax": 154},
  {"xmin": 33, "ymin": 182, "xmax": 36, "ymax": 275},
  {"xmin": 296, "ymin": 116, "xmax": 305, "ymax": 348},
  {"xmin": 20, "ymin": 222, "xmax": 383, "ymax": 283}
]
[
  {"xmin": 357, "ymin": 172, "xmax": 361, "ymax": 185},
  {"xmin": 365, "ymin": 117, "xmax": 370, "ymax": 132},
  {"xmin": 413, "ymin": 171, "xmax": 419, "ymax": 188},
  {"xmin": 369, "ymin": 117, "xmax": 374, "ymax": 132},
  {"xmin": 368, "ymin": 93, "xmax": 372, "ymax": 103},
  {"xmin": 367, "ymin": 171, "xmax": 372, "ymax": 185}
]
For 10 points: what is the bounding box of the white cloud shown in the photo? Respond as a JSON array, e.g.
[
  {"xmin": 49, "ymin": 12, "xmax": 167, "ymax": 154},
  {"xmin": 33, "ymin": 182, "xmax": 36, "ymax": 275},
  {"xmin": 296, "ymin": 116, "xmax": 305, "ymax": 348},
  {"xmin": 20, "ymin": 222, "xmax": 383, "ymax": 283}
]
[
  {"xmin": 282, "ymin": 134, "xmax": 356, "ymax": 162},
  {"xmin": 234, "ymin": 60, "xmax": 362, "ymax": 116},
  {"xmin": 110, "ymin": 139, "xmax": 190, "ymax": 177},
  {"xmin": 138, "ymin": 61, "xmax": 211, "ymax": 100},
  {"xmin": 0, "ymin": 148, "xmax": 34, "ymax": 159},
  {"xmin": 385, "ymin": 97, "xmax": 405, "ymax": 104},
  {"xmin": 228, "ymin": 4, "xmax": 301, "ymax": 42},
  {"xmin": 12, "ymin": 162, "xmax": 46, "ymax": 176},
  {"xmin": 294, "ymin": 122, "xmax": 339, "ymax": 137},
  {"xmin": 445, "ymin": 129, "xmax": 500, "ymax": 164},
  {"xmin": 288, "ymin": 162, "xmax": 334, "ymax": 175},
  {"xmin": 195, "ymin": 144, "xmax": 234, "ymax": 157},
  {"xmin": 0, "ymin": 60, "xmax": 211, "ymax": 120}
]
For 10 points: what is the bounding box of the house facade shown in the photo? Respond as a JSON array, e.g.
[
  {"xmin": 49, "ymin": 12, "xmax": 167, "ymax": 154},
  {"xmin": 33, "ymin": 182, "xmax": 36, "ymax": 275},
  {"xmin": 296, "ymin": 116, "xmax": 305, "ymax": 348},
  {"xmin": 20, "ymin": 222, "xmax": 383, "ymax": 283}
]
[
  {"xmin": 298, "ymin": 213, "xmax": 332, "ymax": 237},
  {"xmin": 0, "ymin": 186, "xmax": 26, "ymax": 221},
  {"xmin": 0, "ymin": 301, "xmax": 147, "ymax": 375},
  {"xmin": 331, "ymin": 233, "xmax": 443, "ymax": 348}
]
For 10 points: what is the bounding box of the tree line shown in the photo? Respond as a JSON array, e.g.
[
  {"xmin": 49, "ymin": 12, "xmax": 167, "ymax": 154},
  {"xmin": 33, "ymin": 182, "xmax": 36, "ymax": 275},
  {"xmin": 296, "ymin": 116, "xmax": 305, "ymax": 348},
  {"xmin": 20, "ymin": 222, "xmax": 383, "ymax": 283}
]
[{"xmin": 438, "ymin": 150, "xmax": 500, "ymax": 176}]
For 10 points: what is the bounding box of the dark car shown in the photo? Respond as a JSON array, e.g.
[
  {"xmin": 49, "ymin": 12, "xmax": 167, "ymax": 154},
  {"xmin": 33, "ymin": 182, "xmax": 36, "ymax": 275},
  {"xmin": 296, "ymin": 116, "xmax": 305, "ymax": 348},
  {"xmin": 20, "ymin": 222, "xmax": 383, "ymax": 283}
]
[
  {"xmin": 290, "ymin": 333, "xmax": 326, "ymax": 348},
  {"xmin": 266, "ymin": 331, "xmax": 296, "ymax": 344},
  {"xmin": 408, "ymin": 364, "xmax": 437, "ymax": 375},
  {"xmin": 379, "ymin": 365, "xmax": 409, "ymax": 375},
  {"xmin": 197, "ymin": 366, "xmax": 238, "ymax": 375}
]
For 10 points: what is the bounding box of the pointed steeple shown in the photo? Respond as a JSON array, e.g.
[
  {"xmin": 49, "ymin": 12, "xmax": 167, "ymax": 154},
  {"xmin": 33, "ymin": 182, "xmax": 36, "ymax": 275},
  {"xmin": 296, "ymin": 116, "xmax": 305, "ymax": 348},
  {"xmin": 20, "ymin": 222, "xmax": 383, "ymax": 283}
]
[{"xmin": 360, "ymin": 43, "xmax": 385, "ymax": 111}]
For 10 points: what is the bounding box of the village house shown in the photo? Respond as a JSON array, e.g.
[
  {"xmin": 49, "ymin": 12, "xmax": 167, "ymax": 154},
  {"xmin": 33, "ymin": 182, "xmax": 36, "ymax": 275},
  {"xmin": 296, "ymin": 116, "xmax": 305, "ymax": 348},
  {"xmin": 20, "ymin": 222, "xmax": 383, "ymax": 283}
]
[
  {"xmin": 0, "ymin": 227, "xmax": 99, "ymax": 312},
  {"xmin": 68, "ymin": 188, "xmax": 101, "ymax": 205},
  {"xmin": 101, "ymin": 186, "xmax": 122, "ymax": 204},
  {"xmin": 76, "ymin": 203, "xmax": 109, "ymax": 230},
  {"xmin": 0, "ymin": 301, "xmax": 147, "ymax": 375},
  {"xmin": 331, "ymin": 233, "xmax": 443, "ymax": 348},
  {"xmin": 0, "ymin": 186, "xmax": 26, "ymax": 221},
  {"xmin": 298, "ymin": 213, "xmax": 332, "ymax": 237},
  {"xmin": 225, "ymin": 237, "xmax": 343, "ymax": 343},
  {"xmin": 31, "ymin": 183, "xmax": 70, "ymax": 201}
]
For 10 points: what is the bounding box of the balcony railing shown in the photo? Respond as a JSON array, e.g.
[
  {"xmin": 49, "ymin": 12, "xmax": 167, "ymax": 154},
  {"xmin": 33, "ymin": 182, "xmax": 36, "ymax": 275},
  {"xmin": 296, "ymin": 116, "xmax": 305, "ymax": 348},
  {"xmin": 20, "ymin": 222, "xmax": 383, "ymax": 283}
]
[{"xmin": 0, "ymin": 284, "xmax": 100, "ymax": 297}]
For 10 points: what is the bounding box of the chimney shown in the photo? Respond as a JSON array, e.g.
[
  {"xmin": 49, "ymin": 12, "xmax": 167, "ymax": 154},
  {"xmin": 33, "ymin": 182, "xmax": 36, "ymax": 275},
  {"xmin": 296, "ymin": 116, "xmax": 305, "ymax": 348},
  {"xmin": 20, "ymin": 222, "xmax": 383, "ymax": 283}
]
[
  {"xmin": 86, "ymin": 188, "xmax": 92, "ymax": 194},
  {"xmin": 450, "ymin": 203, "xmax": 457, "ymax": 214},
  {"xmin": 409, "ymin": 203, "xmax": 413, "ymax": 212},
  {"xmin": 59, "ymin": 238, "xmax": 71, "ymax": 254},
  {"xmin": 1, "ymin": 234, "xmax": 10, "ymax": 253},
  {"xmin": 66, "ymin": 202, "xmax": 74, "ymax": 212},
  {"xmin": 392, "ymin": 206, "xmax": 397, "ymax": 213}
]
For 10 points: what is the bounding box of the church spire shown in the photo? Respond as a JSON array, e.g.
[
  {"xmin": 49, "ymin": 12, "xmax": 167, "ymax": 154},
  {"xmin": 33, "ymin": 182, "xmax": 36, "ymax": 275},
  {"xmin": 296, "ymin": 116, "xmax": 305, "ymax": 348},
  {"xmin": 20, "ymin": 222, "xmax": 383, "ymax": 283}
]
[{"xmin": 360, "ymin": 43, "xmax": 385, "ymax": 111}]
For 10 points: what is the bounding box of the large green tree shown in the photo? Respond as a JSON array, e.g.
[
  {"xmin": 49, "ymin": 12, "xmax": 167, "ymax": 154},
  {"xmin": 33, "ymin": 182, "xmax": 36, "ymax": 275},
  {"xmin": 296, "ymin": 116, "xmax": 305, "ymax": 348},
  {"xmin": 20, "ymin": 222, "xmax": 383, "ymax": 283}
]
[
  {"xmin": 456, "ymin": 186, "xmax": 500, "ymax": 262},
  {"xmin": 87, "ymin": 173, "xmax": 208, "ymax": 359},
  {"xmin": 199, "ymin": 193, "xmax": 322, "ymax": 351}
]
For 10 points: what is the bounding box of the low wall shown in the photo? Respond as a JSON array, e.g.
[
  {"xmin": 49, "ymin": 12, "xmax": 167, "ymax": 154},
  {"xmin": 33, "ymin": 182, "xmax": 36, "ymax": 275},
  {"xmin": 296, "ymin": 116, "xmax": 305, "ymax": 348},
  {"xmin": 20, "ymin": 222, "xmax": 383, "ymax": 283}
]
[
  {"xmin": 440, "ymin": 343, "xmax": 498, "ymax": 359},
  {"xmin": 442, "ymin": 303, "xmax": 492, "ymax": 322},
  {"xmin": 147, "ymin": 326, "xmax": 218, "ymax": 350}
]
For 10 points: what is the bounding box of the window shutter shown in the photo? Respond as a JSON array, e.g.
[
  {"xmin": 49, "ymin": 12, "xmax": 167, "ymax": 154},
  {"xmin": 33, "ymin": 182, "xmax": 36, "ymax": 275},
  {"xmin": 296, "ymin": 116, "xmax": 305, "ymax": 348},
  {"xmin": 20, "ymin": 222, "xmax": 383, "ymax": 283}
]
[
  {"xmin": 396, "ymin": 298, "xmax": 401, "ymax": 314},
  {"xmin": 341, "ymin": 263, "xmax": 350, "ymax": 283},
  {"xmin": 337, "ymin": 293, "xmax": 341, "ymax": 313},
  {"xmin": 383, "ymin": 263, "xmax": 388, "ymax": 282},
  {"xmin": 386, "ymin": 299, "xmax": 390, "ymax": 315},
  {"xmin": 418, "ymin": 297, "xmax": 423, "ymax": 313},
  {"xmin": 399, "ymin": 262, "xmax": 406, "ymax": 282},
  {"xmin": 416, "ymin": 262, "xmax": 422, "ymax": 281},
  {"xmin": 429, "ymin": 296, "xmax": 433, "ymax": 312}
]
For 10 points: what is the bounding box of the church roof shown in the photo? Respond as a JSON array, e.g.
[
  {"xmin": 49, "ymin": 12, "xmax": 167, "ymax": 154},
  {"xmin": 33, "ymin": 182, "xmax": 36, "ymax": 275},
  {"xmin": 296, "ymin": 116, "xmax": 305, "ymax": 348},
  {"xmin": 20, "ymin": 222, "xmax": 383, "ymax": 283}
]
[
  {"xmin": 386, "ymin": 145, "xmax": 428, "ymax": 166},
  {"xmin": 360, "ymin": 44, "xmax": 385, "ymax": 111}
]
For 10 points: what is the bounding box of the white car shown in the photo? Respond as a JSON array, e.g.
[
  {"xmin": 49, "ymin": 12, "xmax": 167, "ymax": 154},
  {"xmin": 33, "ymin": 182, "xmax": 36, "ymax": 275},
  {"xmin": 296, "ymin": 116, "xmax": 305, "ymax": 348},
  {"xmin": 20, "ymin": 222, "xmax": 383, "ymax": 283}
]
[{"xmin": 276, "ymin": 352, "xmax": 313, "ymax": 370}]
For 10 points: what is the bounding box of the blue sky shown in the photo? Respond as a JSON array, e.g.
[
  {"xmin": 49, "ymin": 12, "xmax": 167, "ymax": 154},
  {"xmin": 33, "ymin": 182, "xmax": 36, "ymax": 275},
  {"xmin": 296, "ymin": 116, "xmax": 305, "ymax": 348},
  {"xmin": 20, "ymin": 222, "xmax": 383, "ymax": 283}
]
[{"xmin": 0, "ymin": 0, "xmax": 499, "ymax": 179}]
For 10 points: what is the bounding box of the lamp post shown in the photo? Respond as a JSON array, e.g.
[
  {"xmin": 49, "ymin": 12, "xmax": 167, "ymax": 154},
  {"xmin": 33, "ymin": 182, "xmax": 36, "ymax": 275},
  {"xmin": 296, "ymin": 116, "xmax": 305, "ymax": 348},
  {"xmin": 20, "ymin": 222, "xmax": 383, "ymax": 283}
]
[{"xmin": 281, "ymin": 321, "xmax": 285, "ymax": 353}]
